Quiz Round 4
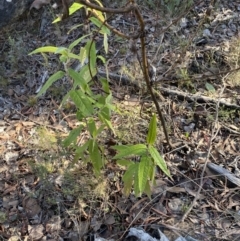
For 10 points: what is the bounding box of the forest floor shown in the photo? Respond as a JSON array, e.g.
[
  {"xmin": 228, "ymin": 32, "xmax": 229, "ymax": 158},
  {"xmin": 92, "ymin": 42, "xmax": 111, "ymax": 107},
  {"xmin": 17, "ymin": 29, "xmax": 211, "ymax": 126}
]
[{"xmin": 1, "ymin": 0, "xmax": 240, "ymax": 240}]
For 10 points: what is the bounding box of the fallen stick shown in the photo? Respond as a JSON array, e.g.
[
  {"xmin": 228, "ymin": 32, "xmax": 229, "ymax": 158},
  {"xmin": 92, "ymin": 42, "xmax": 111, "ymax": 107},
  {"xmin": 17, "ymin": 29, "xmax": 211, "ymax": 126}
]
[
  {"xmin": 159, "ymin": 86, "xmax": 240, "ymax": 110},
  {"xmin": 99, "ymin": 71, "xmax": 240, "ymax": 110}
]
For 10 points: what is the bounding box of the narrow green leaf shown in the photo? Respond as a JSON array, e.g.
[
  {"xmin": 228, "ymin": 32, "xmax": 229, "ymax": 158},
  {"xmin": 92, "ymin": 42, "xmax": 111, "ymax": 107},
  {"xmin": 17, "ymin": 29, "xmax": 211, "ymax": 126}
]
[
  {"xmin": 122, "ymin": 163, "xmax": 138, "ymax": 196},
  {"xmin": 138, "ymin": 156, "xmax": 151, "ymax": 195},
  {"xmin": 62, "ymin": 125, "xmax": 83, "ymax": 147},
  {"xmin": 29, "ymin": 46, "xmax": 58, "ymax": 55},
  {"xmin": 148, "ymin": 162, "xmax": 155, "ymax": 182},
  {"xmin": 69, "ymin": 2, "xmax": 84, "ymax": 15},
  {"xmin": 134, "ymin": 167, "xmax": 140, "ymax": 197},
  {"xmin": 74, "ymin": 140, "xmax": 90, "ymax": 162},
  {"xmin": 67, "ymin": 23, "xmax": 83, "ymax": 34},
  {"xmin": 144, "ymin": 181, "xmax": 151, "ymax": 199},
  {"xmin": 68, "ymin": 68, "xmax": 88, "ymax": 91},
  {"xmin": 79, "ymin": 47, "xmax": 88, "ymax": 67},
  {"xmin": 103, "ymin": 33, "xmax": 108, "ymax": 53},
  {"xmin": 89, "ymin": 17, "xmax": 110, "ymax": 34},
  {"xmin": 36, "ymin": 71, "xmax": 65, "ymax": 97},
  {"xmin": 60, "ymin": 55, "xmax": 68, "ymax": 63},
  {"xmin": 147, "ymin": 114, "xmax": 157, "ymax": 145},
  {"xmin": 90, "ymin": 42, "xmax": 97, "ymax": 70},
  {"xmin": 85, "ymin": 41, "xmax": 96, "ymax": 70},
  {"xmin": 97, "ymin": 56, "xmax": 106, "ymax": 64},
  {"xmin": 98, "ymin": 113, "xmax": 115, "ymax": 135},
  {"xmin": 68, "ymin": 52, "xmax": 82, "ymax": 61},
  {"xmin": 60, "ymin": 91, "xmax": 71, "ymax": 107},
  {"xmin": 122, "ymin": 163, "xmax": 137, "ymax": 182},
  {"xmin": 117, "ymin": 159, "xmax": 134, "ymax": 167},
  {"xmin": 148, "ymin": 146, "xmax": 170, "ymax": 177},
  {"xmin": 87, "ymin": 118, "xmax": 97, "ymax": 138},
  {"xmin": 79, "ymin": 65, "xmax": 97, "ymax": 83},
  {"xmin": 55, "ymin": 47, "xmax": 68, "ymax": 55},
  {"xmin": 89, "ymin": 139, "xmax": 103, "ymax": 175},
  {"xmin": 52, "ymin": 3, "xmax": 84, "ymax": 23},
  {"xmin": 96, "ymin": 124, "xmax": 106, "ymax": 137},
  {"xmin": 52, "ymin": 17, "xmax": 62, "ymax": 24},
  {"xmin": 92, "ymin": 9, "xmax": 105, "ymax": 22},
  {"xmin": 69, "ymin": 89, "xmax": 83, "ymax": 107},
  {"xmin": 100, "ymin": 77, "xmax": 110, "ymax": 93},
  {"xmin": 70, "ymin": 90, "xmax": 94, "ymax": 116},
  {"xmin": 99, "ymin": 106, "xmax": 110, "ymax": 121},
  {"xmin": 113, "ymin": 144, "xmax": 147, "ymax": 159},
  {"xmin": 69, "ymin": 34, "xmax": 91, "ymax": 51}
]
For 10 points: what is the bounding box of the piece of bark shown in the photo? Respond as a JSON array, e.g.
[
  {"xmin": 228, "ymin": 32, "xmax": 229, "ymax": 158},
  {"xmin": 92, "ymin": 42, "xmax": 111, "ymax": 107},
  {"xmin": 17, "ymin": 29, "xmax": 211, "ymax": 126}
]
[{"xmin": 207, "ymin": 162, "xmax": 240, "ymax": 187}]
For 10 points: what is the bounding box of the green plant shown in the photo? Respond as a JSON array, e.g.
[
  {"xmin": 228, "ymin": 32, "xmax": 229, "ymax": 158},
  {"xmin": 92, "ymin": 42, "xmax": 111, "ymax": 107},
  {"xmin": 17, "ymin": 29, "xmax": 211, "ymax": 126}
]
[
  {"xmin": 114, "ymin": 114, "xmax": 170, "ymax": 197},
  {"xmin": 29, "ymin": 0, "xmax": 170, "ymax": 196},
  {"xmin": 27, "ymin": 96, "xmax": 37, "ymax": 106}
]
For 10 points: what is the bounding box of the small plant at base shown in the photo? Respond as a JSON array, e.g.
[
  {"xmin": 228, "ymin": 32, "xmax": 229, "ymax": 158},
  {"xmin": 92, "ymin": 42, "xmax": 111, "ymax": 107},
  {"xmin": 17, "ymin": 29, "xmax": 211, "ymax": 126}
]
[
  {"xmin": 27, "ymin": 96, "xmax": 37, "ymax": 106},
  {"xmin": 114, "ymin": 114, "xmax": 170, "ymax": 197}
]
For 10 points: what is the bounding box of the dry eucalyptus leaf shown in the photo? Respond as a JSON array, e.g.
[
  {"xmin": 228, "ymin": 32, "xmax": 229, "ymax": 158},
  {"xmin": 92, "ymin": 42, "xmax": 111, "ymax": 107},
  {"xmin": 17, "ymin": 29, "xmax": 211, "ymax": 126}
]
[
  {"xmin": 30, "ymin": 0, "xmax": 51, "ymax": 10},
  {"xmin": 28, "ymin": 224, "xmax": 44, "ymax": 240},
  {"xmin": 22, "ymin": 196, "xmax": 41, "ymax": 218}
]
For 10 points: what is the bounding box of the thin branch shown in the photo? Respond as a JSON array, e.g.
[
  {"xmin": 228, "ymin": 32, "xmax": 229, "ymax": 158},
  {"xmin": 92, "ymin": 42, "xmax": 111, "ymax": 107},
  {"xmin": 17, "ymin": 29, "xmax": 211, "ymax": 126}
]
[
  {"xmin": 133, "ymin": 4, "xmax": 171, "ymax": 147},
  {"xmin": 76, "ymin": 0, "xmax": 134, "ymax": 13}
]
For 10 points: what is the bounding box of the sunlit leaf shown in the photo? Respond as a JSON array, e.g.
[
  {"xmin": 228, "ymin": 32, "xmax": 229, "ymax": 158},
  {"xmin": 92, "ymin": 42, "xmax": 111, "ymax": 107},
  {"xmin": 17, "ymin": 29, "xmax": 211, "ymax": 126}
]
[
  {"xmin": 97, "ymin": 55, "xmax": 106, "ymax": 64},
  {"xmin": 29, "ymin": 46, "xmax": 58, "ymax": 55},
  {"xmin": 79, "ymin": 47, "xmax": 88, "ymax": 67},
  {"xmin": 53, "ymin": 2, "xmax": 84, "ymax": 23},
  {"xmin": 55, "ymin": 47, "xmax": 68, "ymax": 54},
  {"xmin": 68, "ymin": 53, "xmax": 82, "ymax": 61},
  {"xmin": 147, "ymin": 114, "xmax": 157, "ymax": 145},
  {"xmin": 103, "ymin": 33, "xmax": 108, "ymax": 53}
]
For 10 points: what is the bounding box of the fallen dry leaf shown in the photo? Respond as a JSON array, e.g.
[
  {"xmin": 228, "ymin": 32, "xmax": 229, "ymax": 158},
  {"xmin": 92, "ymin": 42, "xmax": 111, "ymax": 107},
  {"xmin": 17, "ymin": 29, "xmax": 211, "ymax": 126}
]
[
  {"xmin": 22, "ymin": 196, "xmax": 41, "ymax": 218},
  {"xmin": 28, "ymin": 224, "xmax": 44, "ymax": 240}
]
